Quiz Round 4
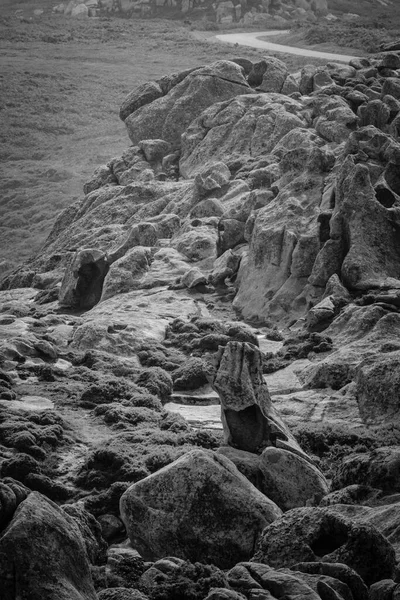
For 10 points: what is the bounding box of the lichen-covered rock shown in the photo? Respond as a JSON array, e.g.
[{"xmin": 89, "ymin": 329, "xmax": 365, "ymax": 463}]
[
  {"xmin": 253, "ymin": 506, "xmax": 396, "ymax": 585},
  {"xmin": 332, "ymin": 447, "xmax": 400, "ymax": 494},
  {"xmin": 259, "ymin": 447, "xmax": 329, "ymax": 510},
  {"xmin": 0, "ymin": 492, "xmax": 97, "ymax": 600},
  {"xmin": 355, "ymin": 351, "xmax": 400, "ymax": 423},
  {"xmin": 180, "ymin": 93, "xmax": 305, "ymax": 178},
  {"xmin": 120, "ymin": 449, "xmax": 282, "ymax": 568}
]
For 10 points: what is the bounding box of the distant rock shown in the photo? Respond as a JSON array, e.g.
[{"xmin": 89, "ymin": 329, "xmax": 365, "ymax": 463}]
[
  {"xmin": 123, "ymin": 61, "xmax": 251, "ymax": 149},
  {"xmin": 120, "ymin": 449, "xmax": 281, "ymax": 568}
]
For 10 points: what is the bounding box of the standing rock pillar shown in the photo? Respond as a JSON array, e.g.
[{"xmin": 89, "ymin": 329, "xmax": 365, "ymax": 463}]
[{"xmin": 208, "ymin": 341, "xmax": 297, "ymax": 453}]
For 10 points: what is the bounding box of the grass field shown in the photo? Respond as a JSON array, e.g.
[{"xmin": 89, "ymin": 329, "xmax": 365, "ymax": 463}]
[{"xmin": 0, "ymin": 0, "xmax": 395, "ymax": 273}]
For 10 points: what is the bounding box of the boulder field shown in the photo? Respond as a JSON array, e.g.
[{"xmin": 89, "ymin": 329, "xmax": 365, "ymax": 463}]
[{"xmin": 2, "ymin": 51, "xmax": 400, "ymax": 599}]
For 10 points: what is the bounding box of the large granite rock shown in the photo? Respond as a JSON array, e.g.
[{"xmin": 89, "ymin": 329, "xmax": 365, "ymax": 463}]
[
  {"xmin": 0, "ymin": 492, "xmax": 97, "ymax": 600},
  {"xmin": 123, "ymin": 61, "xmax": 251, "ymax": 149},
  {"xmin": 120, "ymin": 449, "xmax": 282, "ymax": 568},
  {"xmin": 208, "ymin": 341, "xmax": 300, "ymax": 453}
]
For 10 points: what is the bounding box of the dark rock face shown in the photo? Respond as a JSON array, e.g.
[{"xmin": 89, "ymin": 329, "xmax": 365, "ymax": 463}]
[
  {"xmin": 332, "ymin": 447, "xmax": 400, "ymax": 494},
  {"xmin": 253, "ymin": 506, "xmax": 396, "ymax": 586},
  {"xmin": 59, "ymin": 248, "xmax": 109, "ymax": 309},
  {"xmin": 0, "ymin": 492, "xmax": 97, "ymax": 600}
]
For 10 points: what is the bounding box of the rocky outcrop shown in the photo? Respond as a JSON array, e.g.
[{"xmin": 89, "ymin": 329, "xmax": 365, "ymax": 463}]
[
  {"xmin": 123, "ymin": 61, "xmax": 251, "ymax": 149},
  {"xmin": 120, "ymin": 449, "xmax": 282, "ymax": 568}
]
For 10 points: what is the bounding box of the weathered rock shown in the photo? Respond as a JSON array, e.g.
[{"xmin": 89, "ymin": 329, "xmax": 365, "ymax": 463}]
[
  {"xmin": 120, "ymin": 449, "xmax": 282, "ymax": 568},
  {"xmin": 355, "ymin": 351, "xmax": 400, "ymax": 423},
  {"xmin": 259, "ymin": 447, "xmax": 329, "ymax": 510},
  {"xmin": 227, "ymin": 562, "xmax": 321, "ymax": 599},
  {"xmin": 194, "ymin": 162, "xmax": 231, "ymax": 196},
  {"xmin": 124, "ymin": 61, "xmax": 251, "ymax": 149},
  {"xmin": 180, "ymin": 93, "xmax": 305, "ymax": 178},
  {"xmin": 171, "ymin": 224, "xmax": 218, "ymax": 261},
  {"xmin": 209, "ymin": 249, "xmax": 241, "ymax": 286},
  {"xmin": 319, "ymin": 484, "xmax": 382, "ymax": 507},
  {"xmin": 98, "ymin": 590, "xmax": 148, "ymax": 600},
  {"xmin": 258, "ymin": 57, "xmax": 290, "ymax": 94},
  {"xmin": 292, "ymin": 562, "xmax": 368, "ymax": 600},
  {"xmin": 181, "ymin": 267, "xmax": 207, "ymax": 288},
  {"xmin": 120, "ymin": 81, "xmax": 164, "ymax": 122},
  {"xmin": 208, "ymin": 341, "xmax": 301, "ymax": 453},
  {"xmin": 71, "ymin": 288, "xmax": 208, "ymax": 356},
  {"xmin": 332, "ymin": 447, "xmax": 400, "ymax": 494},
  {"xmin": 253, "ymin": 506, "xmax": 396, "ymax": 585},
  {"xmin": 333, "ymin": 156, "xmax": 400, "ymax": 290},
  {"xmin": 0, "ymin": 492, "xmax": 97, "ymax": 600},
  {"xmin": 59, "ymin": 248, "xmax": 109, "ymax": 309},
  {"xmin": 100, "ymin": 247, "xmax": 152, "ymax": 302}
]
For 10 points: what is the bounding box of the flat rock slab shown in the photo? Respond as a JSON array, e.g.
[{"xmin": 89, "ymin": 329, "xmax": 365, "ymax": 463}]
[
  {"xmin": 265, "ymin": 358, "xmax": 311, "ymax": 395},
  {"xmin": 0, "ymin": 396, "xmax": 55, "ymax": 411},
  {"xmin": 165, "ymin": 402, "xmax": 222, "ymax": 429},
  {"xmin": 272, "ymin": 389, "xmax": 362, "ymax": 428},
  {"xmin": 71, "ymin": 287, "xmax": 209, "ymax": 356},
  {"xmin": 171, "ymin": 384, "xmax": 219, "ymax": 405}
]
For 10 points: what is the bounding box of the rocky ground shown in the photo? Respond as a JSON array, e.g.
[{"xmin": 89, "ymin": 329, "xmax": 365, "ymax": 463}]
[{"xmin": 3, "ymin": 9, "xmax": 400, "ymax": 600}]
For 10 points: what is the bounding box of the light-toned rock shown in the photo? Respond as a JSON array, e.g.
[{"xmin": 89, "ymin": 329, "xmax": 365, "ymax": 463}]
[
  {"xmin": 209, "ymin": 249, "xmax": 241, "ymax": 286},
  {"xmin": 100, "ymin": 247, "xmax": 152, "ymax": 302},
  {"xmin": 124, "ymin": 61, "xmax": 251, "ymax": 149},
  {"xmin": 259, "ymin": 447, "xmax": 329, "ymax": 510},
  {"xmin": 71, "ymin": 288, "xmax": 208, "ymax": 356},
  {"xmin": 71, "ymin": 2, "xmax": 89, "ymax": 16},
  {"xmin": 180, "ymin": 93, "xmax": 305, "ymax": 178},
  {"xmin": 181, "ymin": 267, "xmax": 207, "ymax": 288},
  {"xmin": 120, "ymin": 449, "xmax": 282, "ymax": 568}
]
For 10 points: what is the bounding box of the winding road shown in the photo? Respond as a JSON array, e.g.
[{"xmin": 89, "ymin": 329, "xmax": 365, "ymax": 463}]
[{"xmin": 216, "ymin": 30, "xmax": 358, "ymax": 63}]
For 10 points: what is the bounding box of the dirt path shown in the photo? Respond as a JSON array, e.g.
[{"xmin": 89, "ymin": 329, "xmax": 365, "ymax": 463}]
[{"xmin": 215, "ymin": 30, "xmax": 359, "ymax": 63}]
